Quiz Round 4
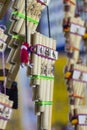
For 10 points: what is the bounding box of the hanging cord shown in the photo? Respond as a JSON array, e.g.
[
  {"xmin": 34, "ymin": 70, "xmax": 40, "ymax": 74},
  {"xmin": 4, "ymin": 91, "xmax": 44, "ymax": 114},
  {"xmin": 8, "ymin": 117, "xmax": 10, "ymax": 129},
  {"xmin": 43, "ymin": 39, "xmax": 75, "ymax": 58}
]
[
  {"xmin": 25, "ymin": 0, "xmax": 28, "ymax": 43},
  {"xmin": 76, "ymin": 0, "xmax": 80, "ymax": 16},
  {"xmin": 1, "ymin": 52, "xmax": 6, "ymax": 94},
  {"xmin": 47, "ymin": 5, "xmax": 51, "ymax": 38}
]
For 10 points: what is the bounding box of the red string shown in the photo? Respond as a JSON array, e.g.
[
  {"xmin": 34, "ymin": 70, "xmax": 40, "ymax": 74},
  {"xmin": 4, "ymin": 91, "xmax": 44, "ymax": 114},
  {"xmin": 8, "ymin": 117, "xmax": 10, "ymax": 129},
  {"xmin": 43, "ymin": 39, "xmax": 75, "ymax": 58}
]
[{"xmin": 37, "ymin": 0, "xmax": 46, "ymax": 6}]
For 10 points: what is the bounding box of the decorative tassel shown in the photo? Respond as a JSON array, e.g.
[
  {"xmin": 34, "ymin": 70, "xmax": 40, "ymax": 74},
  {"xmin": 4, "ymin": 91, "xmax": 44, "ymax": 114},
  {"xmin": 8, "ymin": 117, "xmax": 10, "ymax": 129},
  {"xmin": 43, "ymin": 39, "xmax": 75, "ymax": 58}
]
[{"xmin": 20, "ymin": 42, "xmax": 29, "ymax": 65}]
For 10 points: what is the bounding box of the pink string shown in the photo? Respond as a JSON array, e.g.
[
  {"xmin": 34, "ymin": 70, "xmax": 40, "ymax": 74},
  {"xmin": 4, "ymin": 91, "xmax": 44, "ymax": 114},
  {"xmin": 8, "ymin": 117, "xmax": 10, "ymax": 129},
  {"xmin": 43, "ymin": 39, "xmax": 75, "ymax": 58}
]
[{"xmin": 1, "ymin": 52, "xmax": 6, "ymax": 94}]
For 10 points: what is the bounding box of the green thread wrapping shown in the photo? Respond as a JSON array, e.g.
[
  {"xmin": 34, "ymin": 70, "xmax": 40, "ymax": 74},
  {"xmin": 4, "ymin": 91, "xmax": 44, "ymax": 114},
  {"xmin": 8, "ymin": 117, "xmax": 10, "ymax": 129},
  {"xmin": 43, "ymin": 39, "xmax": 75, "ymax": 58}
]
[
  {"xmin": 30, "ymin": 75, "xmax": 54, "ymax": 80},
  {"xmin": 12, "ymin": 11, "xmax": 39, "ymax": 24},
  {"xmin": 35, "ymin": 101, "xmax": 53, "ymax": 105},
  {"xmin": 12, "ymin": 35, "xmax": 24, "ymax": 40}
]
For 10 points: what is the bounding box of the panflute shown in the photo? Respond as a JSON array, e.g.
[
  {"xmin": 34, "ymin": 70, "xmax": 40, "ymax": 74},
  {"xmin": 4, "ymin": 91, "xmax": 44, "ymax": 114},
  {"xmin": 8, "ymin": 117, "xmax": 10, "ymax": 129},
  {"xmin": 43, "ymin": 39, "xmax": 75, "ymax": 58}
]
[
  {"xmin": 29, "ymin": 32, "xmax": 58, "ymax": 130},
  {"xmin": 0, "ymin": 0, "xmax": 59, "ymax": 130},
  {"xmin": 0, "ymin": 93, "xmax": 13, "ymax": 129},
  {"xmin": 6, "ymin": 0, "xmax": 47, "ymax": 88},
  {"xmin": 9, "ymin": 0, "xmax": 46, "ymax": 35},
  {"xmin": 63, "ymin": 0, "xmax": 87, "ymax": 130},
  {"xmin": 70, "ymin": 105, "xmax": 87, "ymax": 130}
]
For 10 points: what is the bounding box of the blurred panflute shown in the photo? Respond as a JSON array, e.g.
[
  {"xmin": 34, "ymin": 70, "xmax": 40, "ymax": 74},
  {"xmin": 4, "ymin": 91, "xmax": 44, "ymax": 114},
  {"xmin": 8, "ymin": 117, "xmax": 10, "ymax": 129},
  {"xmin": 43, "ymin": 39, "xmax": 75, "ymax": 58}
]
[
  {"xmin": 29, "ymin": 32, "xmax": 58, "ymax": 130},
  {"xmin": 63, "ymin": 0, "xmax": 76, "ymax": 18},
  {"xmin": 9, "ymin": 0, "xmax": 46, "ymax": 35},
  {"xmin": 0, "ymin": 93, "xmax": 13, "ymax": 129}
]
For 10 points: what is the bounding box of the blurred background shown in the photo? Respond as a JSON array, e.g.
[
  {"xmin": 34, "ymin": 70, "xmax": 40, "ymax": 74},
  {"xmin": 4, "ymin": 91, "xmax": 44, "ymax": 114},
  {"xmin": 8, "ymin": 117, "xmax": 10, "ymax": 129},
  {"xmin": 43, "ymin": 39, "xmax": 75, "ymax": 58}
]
[{"xmin": 0, "ymin": 0, "xmax": 80, "ymax": 130}]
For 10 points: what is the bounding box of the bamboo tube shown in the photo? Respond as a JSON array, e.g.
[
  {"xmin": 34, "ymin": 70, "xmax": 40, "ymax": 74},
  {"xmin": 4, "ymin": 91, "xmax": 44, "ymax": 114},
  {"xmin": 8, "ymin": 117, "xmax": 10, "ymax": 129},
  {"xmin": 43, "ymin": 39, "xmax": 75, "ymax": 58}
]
[
  {"xmin": 72, "ymin": 81, "xmax": 85, "ymax": 105},
  {"xmin": 2, "ymin": 100, "xmax": 13, "ymax": 130},
  {"xmin": 12, "ymin": 3, "xmax": 25, "ymax": 33},
  {"xmin": 8, "ymin": 38, "xmax": 18, "ymax": 47},
  {"xmin": 13, "ymin": 19, "xmax": 24, "ymax": 35},
  {"xmin": 72, "ymin": 64, "xmax": 87, "ymax": 105},
  {"xmin": 37, "ymin": 34, "xmax": 47, "ymax": 113},
  {"xmin": 37, "ymin": 114, "xmax": 42, "ymax": 130},
  {"xmin": 7, "ymin": 64, "xmax": 20, "ymax": 79},
  {"xmin": 8, "ymin": 36, "xmax": 24, "ymax": 47},
  {"xmin": 0, "ymin": 94, "xmax": 9, "ymax": 129},
  {"xmin": 32, "ymin": 32, "xmax": 41, "ymax": 95},
  {"xmin": 36, "ymin": 33, "xmax": 43, "ymax": 93},
  {"xmin": 69, "ymin": 18, "xmax": 85, "ymax": 62},
  {"xmin": 34, "ymin": 33, "xmax": 45, "ymax": 115},
  {"xmin": 32, "ymin": 85, "xmax": 38, "ymax": 100},
  {"xmin": 30, "ymin": 1, "xmax": 45, "ymax": 28},
  {"xmin": 11, "ymin": 46, "xmax": 21, "ymax": 64},
  {"xmin": 0, "ymin": 30, "xmax": 8, "ymax": 52},
  {"xmin": 1, "ymin": 98, "xmax": 10, "ymax": 129},
  {"xmin": 12, "ymin": 0, "xmax": 24, "ymax": 10},
  {"xmin": 0, "ymin": 29, "xmax": 8, "ymax": 42},
  {"xmin": 0, "ymin": 41, "xmax": 6, "ymax": 52},
  {"xmin": 70, "ymin": 0, "xmax": 76, "ymax": 17},
  {"xmin": 31, "ymin": 33, "xmax": 39, "ymax": 75},
  {"xmin": 2, "ymin": 34, "xmax": 8, "ymax": 42},
  {"xmin": 64, "ymin": 0, "xmax": 76, "ymax": 18},
  {"xmin": 0, "ymin": 94, "xmax": 6, "ymax": 129},
  {"xmin": 48, "ymin": 39, "xmax": 53, "ymax": 130},
  {"xmin": 19, "ymin": 0, "xmax": 37, "ymax": 35},
  {"xmin": 41, "ymin": 80, "xmax": 51, "ymax": 130},
  {"xmin": 0, "ymin": 30, "xmax": 4, "ymax": 39},
  {"xmin": 9, "ymin": 21, "xmax": 17, "ymax": 35},
  {"xmin": 48, "ymin": 39, "xmax": 56, "ymax": 130},
  {"xmin": 32, "ymin": 4, "xmax": 45, "ymax": 32},
  {"xmin": 6, "ymin": 48, "xmax": 17, "ymax": 64},
  {"xmin": 41, "ymin": 36, "xmax": 51, "ymax": 130},
  {"xmin": 6, "ymin": 64, "xmax": 20, "ymax": 88}
]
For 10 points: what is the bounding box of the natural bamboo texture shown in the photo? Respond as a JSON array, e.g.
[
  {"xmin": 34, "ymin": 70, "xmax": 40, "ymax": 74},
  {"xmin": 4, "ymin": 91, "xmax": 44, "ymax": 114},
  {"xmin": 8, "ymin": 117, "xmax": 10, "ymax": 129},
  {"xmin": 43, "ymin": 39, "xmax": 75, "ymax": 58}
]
[
  {"xmin": 64, "ymin": 0, "xmax": 76, "ymax": 18},
  {"xmin": 6, "ymin": 0, "xmax": 46, "ymax": 88},
  {"xmin": 64, "ymin": 17, "xmax": 85, "ymax": 63},
  {"xmin": 70, "ymin": 105, "xmax": 87, "ymax": 130},
  {"xmin": 63, "ymin": 1, "xmax": 87, "ymax": 130},
  {"xmin": 6, "ymin": 34, "xmax": 24, "ymax": 88},
  {"xmin": 0, "ymin": 27, "xmax": 8, "ymax": 52},
  {"xmin": 9, "ymin": 0, "xmax": 45, "ymax": 36},
  {"xmin": 29, "ymin": 32, "xmax": 58, "ymax": 130},
  {"xmin": 0, "ymin": 93, "xmax": 13, "ymax": 129},
  {"xmin": 72, "ymin": 81, "xmax": 85, "ymax": 105}
]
